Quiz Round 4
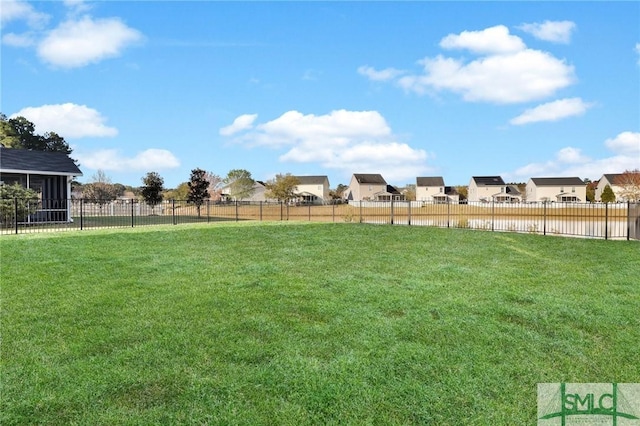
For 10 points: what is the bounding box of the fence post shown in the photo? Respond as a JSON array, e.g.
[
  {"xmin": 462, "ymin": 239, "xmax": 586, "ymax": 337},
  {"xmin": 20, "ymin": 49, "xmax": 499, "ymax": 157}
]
[
  {"xmin": 207, "ymin": 200, "xmax": 210, "ymax": 223},
  {"xmin": 408, "ymin": 201, "xmax": 411, "ymax": 226},
  {"xmin": 260, "ymin": 201, "xmax": 263, "ymax": 221},
  {"xmin": 280, "ymin": 202, "xmax": 283, "ymax": 221},
  {"xmin": 332, "ymin": 203, "xmax": 335, "ymax": 222},
  {"xmin": 172, "ymin": 199, "xmax": 176, "ymax": 225},
  {"xmin": 390, "ymin": 199, "xmax": 394, "ymax": 225},
  {"xmin": 359, "ymin": 201, "xmax": 363, "ymax": 223},
  {"xmin": 543, "ymin": 202, "xmax": 547, "ymax": 236},
  {"xmin": 491, "ymin": 199, "xmax": 495, "ymax": 232},
  {"xmin": 447, "ymin": 201, "xmax": 450, "ymax": 228},
  {"xmin": 605, "ymin": 203, "xmax": 609, "ymax": 240},
  {"xmin": 308, "ymin": 203, "xmax": 311, "ymax": 221},
  {"xmin": 14, "ymin": 198, "xmax": 18, "ymax": 234},
  {"xmin": 627, "ymin": 202, "xmax": 631, "ymax": 241},
  {"xmin": 235, "ymin": 200, "xmax": 239, "ymax": 222},
  {"xmin": 131, "ymin": 200, "xmax": 135, "ymax": 227},
  {"xmin": 80, "ymin": 199, "xmax": 84, "ymax": 230}
]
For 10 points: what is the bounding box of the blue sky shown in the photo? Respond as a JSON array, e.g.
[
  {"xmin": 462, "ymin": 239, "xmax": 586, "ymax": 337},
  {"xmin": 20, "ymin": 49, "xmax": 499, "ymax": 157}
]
[{"xmin": 2, "ymin": 0, "xmax": 639, "ymax": 189}]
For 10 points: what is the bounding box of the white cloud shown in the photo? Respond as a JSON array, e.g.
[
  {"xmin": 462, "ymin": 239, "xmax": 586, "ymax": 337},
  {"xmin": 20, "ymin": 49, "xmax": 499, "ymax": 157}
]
[
  {"xmin": 221, "ymin": 109, "xmax": 430, "ymax": 182},
  {"xmin": 76, "ymin": 149, "xmax": 180, "ymax": 172},
  {"xmin": 11, "ymin": 103, "xmax": 118, "ymax": 138},
  {"xmin": 37, "ymin": 16, "xmax": 143, "ymax": 68},
  {"xmin": 367, "ymin": 25, "xmax": 575, "ymax": 104},
  {"xmin": 2, "ymin": 32, "xmax": 36, "ymax": 47},
  {"xmin": 357, "ymin": 65, "xmax": 405, "ymax": 82},
  {"xmin": 0, "ymin": 0, "xmax": 49, "ymax": 28},
  {"xmin": 510, "ymin": 98, "xmax": 593, "ymax": 125},
  {"xmin": 219, "ymin": 114, "xmax": 258, "ymax": 136},
  {"xmin": 439, "ymin": 25, "xmax": 526, "ymax": 54},
  {"xmin": 518, "ymin": 20, "xmax": 576, "ymax": 44},
  {"xmin": 605, "ymin": 131, "xmax": 640, "ymax": 155},
  {"xmin": 508, "ymin": 132, "xmax": 640, "ymax": 181},
  {"xmin": 399, "ymin": 49, "xmax": 574, "ymax": 104}
]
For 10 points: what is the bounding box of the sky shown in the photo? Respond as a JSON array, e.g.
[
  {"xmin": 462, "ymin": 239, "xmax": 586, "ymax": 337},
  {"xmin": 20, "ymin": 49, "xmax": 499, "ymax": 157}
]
[{"xmin": 2, "ymin": 0, "xmax": 639, "ymax": 189}]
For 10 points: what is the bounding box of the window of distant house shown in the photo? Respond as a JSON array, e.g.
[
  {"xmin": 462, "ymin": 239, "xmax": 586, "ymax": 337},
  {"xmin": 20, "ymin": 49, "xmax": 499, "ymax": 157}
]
[
  {"xmin": 439, "ymin": 187, "xmax": 443, "ymax": 193},
  {"xmin": 572, "ymin": 187, "xmax": 575, "ymax": 192},
  {"xmin": 501, "ymin": 187, "xmax": 504, "ymax": 193},
  {"xmin": 561, "ymin": 187, "xmax": 564, "ymax": 192},
  {"xmin": 368, "ymin": 185, "xmax": 372, "ymax": 191}
]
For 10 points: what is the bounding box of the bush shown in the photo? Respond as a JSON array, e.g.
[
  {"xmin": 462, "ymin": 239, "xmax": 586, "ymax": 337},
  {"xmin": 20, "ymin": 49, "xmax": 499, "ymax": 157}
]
[{"xmin": 0, "ymin": 183, "xmax": 40, "ymax": 227}]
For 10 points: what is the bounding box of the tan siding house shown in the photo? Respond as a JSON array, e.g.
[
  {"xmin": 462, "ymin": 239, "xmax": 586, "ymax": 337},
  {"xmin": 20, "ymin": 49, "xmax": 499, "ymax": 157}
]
[
  {"xmin": 468, "ymin": 176, "xmax": 521, "ymax": 203},
  {"xmin": 416, "ymin": 177, "xmax": 459, "ymax": 203},
  {"xmin": 346, "ymin": 174, "xmax": 387, "ymax": 201},
  {"xmin": 595, "ymin": 173, "xmax": 639, "ymax": 202},
  {"xmin": 526, "ymin": 177, "xmax": 586, "ymax": 202},
  {"xmin": 294, "ymin": 175, "xmax": 330, "ymax": 204}
]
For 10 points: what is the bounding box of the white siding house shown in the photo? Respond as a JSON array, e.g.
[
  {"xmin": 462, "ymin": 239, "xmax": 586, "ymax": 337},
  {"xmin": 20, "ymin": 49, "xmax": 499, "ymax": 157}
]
[{"xmin": 526, "ymin": 177, "xmax": 587, "ymax": 202}]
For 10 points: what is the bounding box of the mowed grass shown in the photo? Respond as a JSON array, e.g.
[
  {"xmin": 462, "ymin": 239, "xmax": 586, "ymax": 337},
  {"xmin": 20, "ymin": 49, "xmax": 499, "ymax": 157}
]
[{"xmin": 1, "ymin": 223, "xmax": 638, "ymax": 425}]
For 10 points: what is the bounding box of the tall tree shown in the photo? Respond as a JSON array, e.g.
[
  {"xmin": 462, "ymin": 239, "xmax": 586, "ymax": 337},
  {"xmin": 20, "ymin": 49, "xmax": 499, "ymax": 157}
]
[
  {"xmin": 188, "ymin": 168, "xmax": 210, "ymax": 217},
  {"xmin": 204, "ymin": 172, "xmax": 223, "ymax": 201},
  {"xmin": 264, "ymin": 173, "xmax": 300, "ymax": 202},
  {"xmin": 83, "ymin": 170, "xmax": 119, "ymax": 207},
  {"xmin": 585, "ymin": 179, "xmax": 597, "ymax": 202},
  {"xmin": 329, "ymin": 183, "xmax": 348, "ymax": 200},
  {"xmin": 141, "ymin": 172, "xmax": 165, "ymax": 213},
  {"xmin": 600, "ymin": 184, "xmax": 616, "ymax": 203},
  {"xmin": 164, "ymin": 182, "xmax": 190, "ymax": 201},
  {"xmin": 0, "ymin": 114, "xmax": 73, "ymax": 155},
  {"xmin": 617, "ymin": 169, "xmax": 640, "ymax": 202},
  {"xmin": 403, "ymin": 184, "xmax": 417, "ymax": 201},
  {"xmin": 224, "ymin": 169, "xmax": 255, "ymax": 201}
]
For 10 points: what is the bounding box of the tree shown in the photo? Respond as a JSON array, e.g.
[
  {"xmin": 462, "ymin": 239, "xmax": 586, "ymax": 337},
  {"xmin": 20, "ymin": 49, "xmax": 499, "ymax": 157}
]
[
  {"xmin": 0, "ymin": 183, "xmax": 40, "ymax": 226},
  {"xmin": 204, "ymin": 172, "xmax": 223, "ymax": 201},
  {"xmin": 164, "ymin": 182, "xmax": 189, "ymax": 201},
  {"xmin": 141, "ymin": 172, "xmax": 164, "ymax": 213},
  {"xmin": 264, "ymin": 173, "xmax": 300, "ymax": 202},
  {"xmin": 456, "ymin": 186, "xmax": 468, "ymax": 201},
  {"xmin": 83, "ymin": 170, "xmax": 119, "ymax": 207},
  {"xmin": 329, "ymin": 183, "xmax": 348, "ymax": 200},
  {"xmin": 188, "ymin": 168, "xmax": 210, "ymax": 217},
  {"xmin": 617, "ymin": 169, "xmax": 640, "ymax": 202},
  {"xmin": 403, "ymin": 184, "xmax": 416, "ymax": 201},
  {"xmin": 585, "ymin": 179, "xmax": 597, "ymax": 202},
  {"xmin": 0, "ymin": 114, "xmax": 73, "ymax": 156},
  {"xmin": 224, "ymin": 169, "xmax": 255, "ymax": 201},
  {"xmin": 601, "ymin": 184, "xmax": 616, "ymax": 203}
]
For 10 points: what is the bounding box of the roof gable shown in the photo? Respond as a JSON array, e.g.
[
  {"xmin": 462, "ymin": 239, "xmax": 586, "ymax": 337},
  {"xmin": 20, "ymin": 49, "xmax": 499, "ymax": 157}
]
[
  {"xmin": 353, "ymin": 174, "xmax": 386, "ymax": 184},
  {"xmin": 416, "ymin": 176, "xmax": 444, "ymax": 187},
  {"xmin": 472, "ymin": 176, "xmax": 505, "ymax": 186},
  {"xmin": 0, "ymin": 147, "xmax": 82, "ymax": 176}
]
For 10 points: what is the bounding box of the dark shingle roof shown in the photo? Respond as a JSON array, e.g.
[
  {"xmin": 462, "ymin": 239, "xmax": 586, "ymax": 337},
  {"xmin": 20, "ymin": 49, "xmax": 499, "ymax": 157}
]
[
  {"xmin": 294, "ymin": 175, "xmax": 328, "ymax": 185},
  {"xmin": 472, "ymin": 176, "xmax": 505, "ymax": 186},
  {"xmin": 0, "ymin": 147, "xmax": 82, "ymax": 175},
  {"xmin": 603, "ymin": 174, "xmax": 624, "ymax": 185},
  {"xmin": 416, "ymin": 176, "xmax": 444, "ymax": 187},
  {"xmin": 530, "ymin": 177, "xmax": 585, "ymax": 186},
  {"xmin": 353, "ymin": 174, "xmax": 386, "ymax": 184}
]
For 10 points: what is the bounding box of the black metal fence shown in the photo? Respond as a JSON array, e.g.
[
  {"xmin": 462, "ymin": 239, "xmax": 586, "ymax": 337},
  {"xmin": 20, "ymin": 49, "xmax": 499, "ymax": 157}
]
[{"xmin": 1, "ymin": 198, "xmax": 638, "ymax": 241}]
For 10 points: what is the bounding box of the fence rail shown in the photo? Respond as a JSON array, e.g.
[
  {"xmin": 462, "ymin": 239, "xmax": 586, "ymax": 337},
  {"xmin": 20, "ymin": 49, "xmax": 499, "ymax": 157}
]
[{"xmin": 1, "ymin": 198, "xmax": 638, "ymax": 240}]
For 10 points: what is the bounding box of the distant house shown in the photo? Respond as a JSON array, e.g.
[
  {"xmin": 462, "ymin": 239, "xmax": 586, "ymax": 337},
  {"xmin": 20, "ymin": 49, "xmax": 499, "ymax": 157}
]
[
  {"xmin": 468, "ymin": 176, "xmax": 521, "ymax": 203},
  {"xmin": 0, "ymin": 146, "xmax": 83, "ymax": 222},
  {"xmin": 221, "ymin": 180, "xmax": 273, "ymax": 202},
  {"xmin": 595, "ymin": 173, "xmax": 639, "ymax": 202},
  {"xmin": 416, "ymin": 176, "xmax": 460, "ymax": 203},
  {"xmin": 526, "ymin": 177, "xmax": 586, "ymax": 202},
  {"xmin": 345, "ymin": 174, "xmax": 387, "ymax": 201},
  {"xmin": 293, "ymin": 175, "xmax": 330, "ymax": 204}
]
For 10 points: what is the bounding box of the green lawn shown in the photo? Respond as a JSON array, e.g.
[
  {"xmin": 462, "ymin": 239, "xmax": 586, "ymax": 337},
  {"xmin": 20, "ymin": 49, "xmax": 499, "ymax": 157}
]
[{"xmin": 1, "ymin": 223, "xmax": 638, "ymax": 425}]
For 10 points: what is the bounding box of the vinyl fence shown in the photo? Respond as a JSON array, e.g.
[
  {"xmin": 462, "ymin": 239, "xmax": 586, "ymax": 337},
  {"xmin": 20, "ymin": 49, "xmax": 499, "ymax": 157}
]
[{"xmin": 1, "ymin": 198, "xmax": 638, "ymax": 241}]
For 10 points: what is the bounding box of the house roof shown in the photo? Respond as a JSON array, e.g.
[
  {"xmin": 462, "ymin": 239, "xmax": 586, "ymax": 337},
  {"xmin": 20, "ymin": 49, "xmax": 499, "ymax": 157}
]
[
  {"xmin": 294, "ymin": 175, "xmax": 328, "ymax": 185},
  {"xmin": 0, "ymin": 147, "xmax": 82, "ymax": 176},
  {"xmin": 602, "ymin": 174, "xmax": 624, "ymax": 185},
  {"xmin": 472, "ymin": 176, "xmax": 505, "ymax": 186},
  {"xmin": 353, "ymin": 173, "xmax": 386, "ymax": 184},
  {"xmin": 417, "ymin": 176, "xmax": 444, "ymax": 187},
  {"xmin": 530, "ymin": 177, "xmax": 585, "ymax": 186}
]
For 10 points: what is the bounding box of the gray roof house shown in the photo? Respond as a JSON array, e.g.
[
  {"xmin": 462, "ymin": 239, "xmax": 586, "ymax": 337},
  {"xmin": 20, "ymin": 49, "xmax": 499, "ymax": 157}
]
[
  {"xmin": 416, "ymin": 176, "xmax": 460, "ymax": 203},
  {"xmin": 0, "ymin": 146, "xmax": 83, "ymax": 222},
  {"xmin": 346, "ymin": 174, "xmax": 387, "ymax": 201},
  {"xmin": 293, "ymin": 175, "xmax": 330, "ymax": 204},
  {"xmin": 468, "ymin": 176, "xmax": 521, "ymax": 203},
  {"xmin": 526, "ymin": 177, "xmax": 586, "ymax": 202}
]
